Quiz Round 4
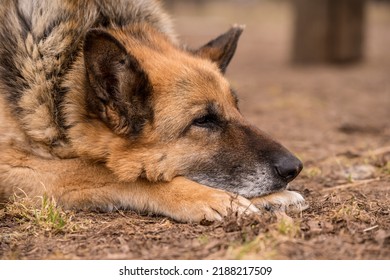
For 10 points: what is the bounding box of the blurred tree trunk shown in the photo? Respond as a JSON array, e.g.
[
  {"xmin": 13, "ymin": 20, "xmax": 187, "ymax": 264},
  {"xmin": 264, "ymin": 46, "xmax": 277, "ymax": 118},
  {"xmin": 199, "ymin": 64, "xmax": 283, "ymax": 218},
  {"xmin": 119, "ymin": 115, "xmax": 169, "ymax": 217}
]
[{"xmin": 293, "ymin": 0, "xmax": 365, "ymax": 64}]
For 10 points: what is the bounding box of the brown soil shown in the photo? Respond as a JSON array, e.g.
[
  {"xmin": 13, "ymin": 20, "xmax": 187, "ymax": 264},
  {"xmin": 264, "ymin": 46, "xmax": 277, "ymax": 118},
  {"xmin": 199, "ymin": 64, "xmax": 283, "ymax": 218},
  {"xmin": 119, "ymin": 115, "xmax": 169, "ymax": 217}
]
[{"xmin": 1, "ymin": 1, "xmax": 389, "ymax": 260}]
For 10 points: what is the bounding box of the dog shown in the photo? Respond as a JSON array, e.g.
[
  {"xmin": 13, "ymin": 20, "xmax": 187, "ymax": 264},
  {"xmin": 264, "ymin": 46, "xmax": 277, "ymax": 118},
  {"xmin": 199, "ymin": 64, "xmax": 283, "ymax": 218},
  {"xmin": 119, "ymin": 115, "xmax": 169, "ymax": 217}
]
[{"xmin": 0, "ymin": 0, "xmax": 305, "ymax": 222}]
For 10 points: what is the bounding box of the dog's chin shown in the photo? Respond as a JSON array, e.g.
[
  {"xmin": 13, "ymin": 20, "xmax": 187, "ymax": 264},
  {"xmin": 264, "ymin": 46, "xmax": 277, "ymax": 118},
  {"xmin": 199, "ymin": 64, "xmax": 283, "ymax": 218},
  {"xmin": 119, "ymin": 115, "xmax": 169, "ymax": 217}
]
[
  {"xmin": 260, "ymin": 186, "xmax": 289, "ymax": 197},
  {"xmin": 235, "ymin": 182, "xmax": 288, "ymax": 199},
  {"xmin": 187, "ymin": 173, "xmax": 288, "ymax": 199}
]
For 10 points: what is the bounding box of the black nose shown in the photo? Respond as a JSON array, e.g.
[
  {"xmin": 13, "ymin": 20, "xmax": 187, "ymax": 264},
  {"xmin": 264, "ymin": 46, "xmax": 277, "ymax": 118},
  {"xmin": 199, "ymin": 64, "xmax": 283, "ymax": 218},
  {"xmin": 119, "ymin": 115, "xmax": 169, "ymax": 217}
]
[{"xmin": 274, "ymin": 155, "xmax": 303, "ymax": 183}]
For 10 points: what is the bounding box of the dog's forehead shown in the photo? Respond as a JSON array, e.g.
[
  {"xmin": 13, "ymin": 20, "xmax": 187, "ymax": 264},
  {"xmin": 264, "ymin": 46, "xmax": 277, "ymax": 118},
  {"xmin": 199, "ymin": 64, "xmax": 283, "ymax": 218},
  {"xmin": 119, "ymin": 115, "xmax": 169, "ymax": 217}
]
[
  {"xmin": 175, "ymin": 63, "xmax": 235, "ymax": 105},
  {"xmin": 149, "ymin": 52, "xmax": 238, "ymax": 111}
]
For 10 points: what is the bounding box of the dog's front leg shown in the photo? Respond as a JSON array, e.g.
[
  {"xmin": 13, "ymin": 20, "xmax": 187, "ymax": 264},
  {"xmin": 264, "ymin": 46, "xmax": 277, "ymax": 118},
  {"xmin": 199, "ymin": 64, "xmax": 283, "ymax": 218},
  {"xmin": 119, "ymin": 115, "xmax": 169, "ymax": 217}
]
[
  {"xmin": 44, "ymin": 160, "xmax": 260, "ymax": 222},
  {"xmin": 0, "ymin": 150, "xmax": 258, "ymax": 223},
  {"xmin": 57, "ymin": 174, "xmax": 259, "ymax": 223}
]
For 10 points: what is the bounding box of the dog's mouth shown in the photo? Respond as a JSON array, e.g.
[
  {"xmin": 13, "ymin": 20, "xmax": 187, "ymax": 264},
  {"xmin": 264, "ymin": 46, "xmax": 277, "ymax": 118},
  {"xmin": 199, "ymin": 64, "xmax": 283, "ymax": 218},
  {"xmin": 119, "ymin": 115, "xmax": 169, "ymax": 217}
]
[{"xmin": 187, "ymin": 165, "xmax": 290, "ymax": 199}]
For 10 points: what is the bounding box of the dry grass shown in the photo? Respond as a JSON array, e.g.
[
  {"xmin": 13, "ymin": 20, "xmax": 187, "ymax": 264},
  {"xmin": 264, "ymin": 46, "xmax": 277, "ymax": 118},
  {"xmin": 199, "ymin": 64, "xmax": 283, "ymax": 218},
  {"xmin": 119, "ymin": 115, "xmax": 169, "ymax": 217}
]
[{"xmin": 4, "ymin": 192, "xmax": 79, "ymax": 234}]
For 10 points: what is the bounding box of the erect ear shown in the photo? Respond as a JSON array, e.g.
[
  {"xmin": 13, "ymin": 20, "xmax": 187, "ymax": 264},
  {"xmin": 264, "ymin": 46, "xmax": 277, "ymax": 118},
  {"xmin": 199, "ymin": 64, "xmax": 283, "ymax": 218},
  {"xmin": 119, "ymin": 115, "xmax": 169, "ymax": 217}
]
[
  {"xmin": 194, "ymin": 25, "xmax": 244, "ymax": 73},
  {"xmin": 83, "ymin": 29, "xmax": 153, "ymax": 136}
]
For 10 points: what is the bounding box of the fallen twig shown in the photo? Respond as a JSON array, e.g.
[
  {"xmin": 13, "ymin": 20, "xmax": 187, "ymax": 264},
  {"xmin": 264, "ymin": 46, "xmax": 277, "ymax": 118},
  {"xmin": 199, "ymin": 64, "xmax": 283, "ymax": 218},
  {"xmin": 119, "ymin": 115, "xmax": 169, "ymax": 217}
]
[
  {"xmin": 363, "ymin": 225, "xmax": 379, "ymax": 232},
  {"xmin": 321, "ymin": 178, "xmax": 381, "ymax": 192},
  {"xmin": 363, "ymin": 146, "xmax": 390, "ymax": 157}
]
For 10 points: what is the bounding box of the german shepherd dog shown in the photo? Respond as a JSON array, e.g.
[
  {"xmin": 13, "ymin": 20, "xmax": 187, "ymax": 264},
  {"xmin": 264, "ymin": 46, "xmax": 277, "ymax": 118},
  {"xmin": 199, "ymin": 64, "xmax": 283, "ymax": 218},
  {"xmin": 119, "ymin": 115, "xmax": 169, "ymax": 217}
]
[{"xmin": 0, "ymin": 0, "xmax": 305, "ymax": 222}]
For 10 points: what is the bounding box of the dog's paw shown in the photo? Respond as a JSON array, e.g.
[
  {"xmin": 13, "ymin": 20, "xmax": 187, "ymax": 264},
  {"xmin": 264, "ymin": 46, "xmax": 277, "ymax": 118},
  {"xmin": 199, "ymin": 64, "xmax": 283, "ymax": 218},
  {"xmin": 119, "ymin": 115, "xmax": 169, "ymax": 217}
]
[
  {"xmin": 201, "ymin": 190, "xmax": 261, "ymax": 221},
  {"xmin": 165, "ymin": 187, "xmax": 260, "ymax": 223},
  {"xmin": 152, "ymin": 177, "xmax": 260, "ymax": 223},
  {"xmin": 250, "ymin": 190, "xmax": 308, "ymax": 213}
]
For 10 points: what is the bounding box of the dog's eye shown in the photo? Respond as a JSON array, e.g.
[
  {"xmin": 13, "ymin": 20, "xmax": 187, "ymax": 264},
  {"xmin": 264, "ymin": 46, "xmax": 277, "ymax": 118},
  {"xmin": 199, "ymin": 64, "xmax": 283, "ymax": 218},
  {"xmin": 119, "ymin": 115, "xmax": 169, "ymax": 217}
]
[{"xmin": 192, "ymin": 114, "xmax": 217, "ymax": 128}]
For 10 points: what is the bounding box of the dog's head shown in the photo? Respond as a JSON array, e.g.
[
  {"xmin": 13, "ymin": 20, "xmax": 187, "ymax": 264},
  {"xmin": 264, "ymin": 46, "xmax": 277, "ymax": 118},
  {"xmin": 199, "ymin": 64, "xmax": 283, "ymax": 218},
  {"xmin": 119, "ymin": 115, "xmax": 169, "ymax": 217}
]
[{"xmin": 79, "ymin": 24, "xmax": 302, "ymax": 198}]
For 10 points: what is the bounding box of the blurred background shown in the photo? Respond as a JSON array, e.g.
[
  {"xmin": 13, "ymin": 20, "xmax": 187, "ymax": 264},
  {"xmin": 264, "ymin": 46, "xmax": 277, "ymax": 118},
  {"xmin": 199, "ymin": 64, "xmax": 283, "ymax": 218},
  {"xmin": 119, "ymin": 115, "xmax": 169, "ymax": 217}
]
[{"xmin": 163, "ymin": 0, "xmax": 390, "ymax": 166}]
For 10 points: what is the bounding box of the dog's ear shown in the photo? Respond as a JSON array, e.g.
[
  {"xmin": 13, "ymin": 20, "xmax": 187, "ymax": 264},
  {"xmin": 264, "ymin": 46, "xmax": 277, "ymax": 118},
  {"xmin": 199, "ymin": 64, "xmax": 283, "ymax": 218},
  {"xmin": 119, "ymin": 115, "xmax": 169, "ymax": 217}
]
[
  {"xmin": 194, "ymin": 25, "xmax": 244, "ymax": 73},
  {"xmin": 83, "ymin": 29, "xmax": 152, "ymax": 136}
]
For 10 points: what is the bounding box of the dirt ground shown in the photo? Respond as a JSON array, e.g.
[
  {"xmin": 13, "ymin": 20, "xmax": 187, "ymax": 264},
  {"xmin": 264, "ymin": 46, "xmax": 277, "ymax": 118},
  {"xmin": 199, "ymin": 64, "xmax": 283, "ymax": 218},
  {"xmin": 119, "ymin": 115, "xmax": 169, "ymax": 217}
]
[{"xmin": 1, "ymin": 1, "xmax": 389, "ymax": 260}]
